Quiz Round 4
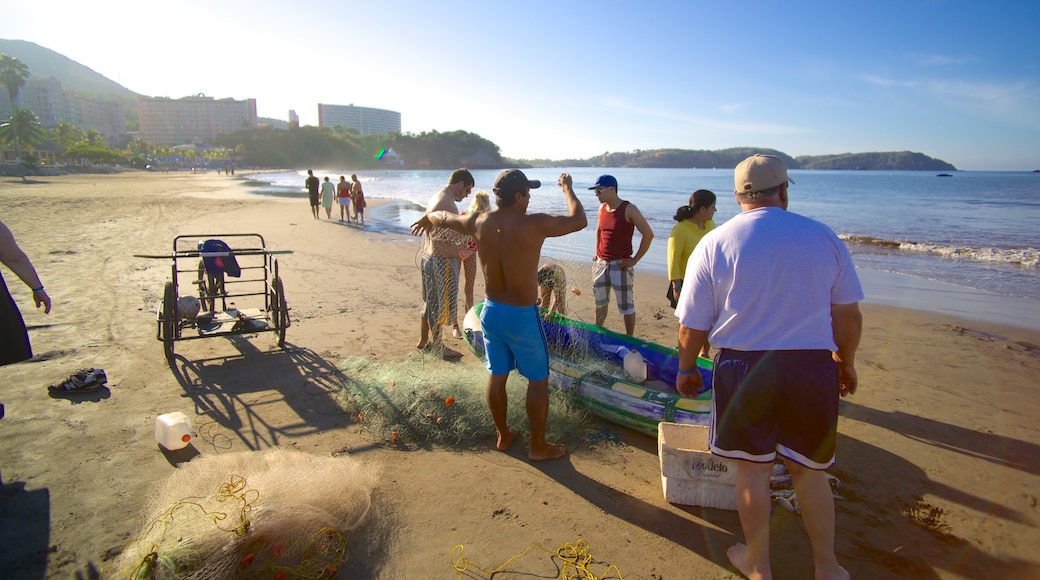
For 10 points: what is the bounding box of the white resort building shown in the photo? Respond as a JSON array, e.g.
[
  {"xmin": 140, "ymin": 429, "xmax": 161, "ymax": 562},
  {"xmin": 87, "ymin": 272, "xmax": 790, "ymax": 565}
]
[{"xmin": 317, "ymin": 104, "xmax": 401, "ymax": 136}]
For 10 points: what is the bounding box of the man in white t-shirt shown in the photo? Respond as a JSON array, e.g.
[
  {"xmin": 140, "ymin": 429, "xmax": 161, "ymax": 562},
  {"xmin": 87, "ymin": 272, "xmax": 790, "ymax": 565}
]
[{"xmin": 674, "ymin": 154, "xmax": 862, "ymax": 580}]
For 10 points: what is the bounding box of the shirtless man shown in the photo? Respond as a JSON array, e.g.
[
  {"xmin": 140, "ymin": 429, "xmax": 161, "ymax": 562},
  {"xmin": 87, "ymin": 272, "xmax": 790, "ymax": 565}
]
[
  {"xmin": 416, "ymin": 168, "xmax": 474, "ymax": 359},
  {"xmin": 411, "ymin": 170, "xmax": 586, "ymax": 461}
]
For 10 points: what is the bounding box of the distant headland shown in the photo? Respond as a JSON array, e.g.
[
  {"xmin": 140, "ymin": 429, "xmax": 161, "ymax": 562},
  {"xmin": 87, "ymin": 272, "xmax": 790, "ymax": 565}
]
[{"xmin": 517, "ymin": 148, "xmax": 957, "ymax": 172}]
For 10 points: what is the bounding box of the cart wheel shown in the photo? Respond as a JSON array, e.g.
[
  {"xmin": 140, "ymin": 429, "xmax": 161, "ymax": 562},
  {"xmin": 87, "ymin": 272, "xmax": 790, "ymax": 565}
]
[
  {"xmin": 272, "ymin": 277, "xmax": 288, "ymax": 347},
  {"xmin": 163, "ymin": 281, "xmax": 176, "ymax": 361}
]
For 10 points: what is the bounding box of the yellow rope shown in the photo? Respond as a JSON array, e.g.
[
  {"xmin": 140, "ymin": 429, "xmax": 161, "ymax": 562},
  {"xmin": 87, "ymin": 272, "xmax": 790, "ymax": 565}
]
[
  {"xmin": 121, "ymin": 474, "xmax": 258, "ymax": 578},
  {"xmin": 113, "ymin": 474, "xmax": 349, "ymax": 579},
  {"xmin": 450, "ymin": 539, "xmax": 624, "ymax": 579}
]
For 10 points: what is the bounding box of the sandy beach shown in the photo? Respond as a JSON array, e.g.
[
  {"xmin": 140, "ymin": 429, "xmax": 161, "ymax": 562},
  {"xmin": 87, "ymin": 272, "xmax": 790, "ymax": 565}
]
[{"xmin": 1, "ymin": 170, "xmax": 1039, "ymax": 579}]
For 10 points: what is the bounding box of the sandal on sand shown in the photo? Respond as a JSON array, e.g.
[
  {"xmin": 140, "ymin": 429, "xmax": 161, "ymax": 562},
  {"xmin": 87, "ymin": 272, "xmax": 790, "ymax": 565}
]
[{"xmin": 49, "ymin": 368, "xmax": 108, "ymax": 393}]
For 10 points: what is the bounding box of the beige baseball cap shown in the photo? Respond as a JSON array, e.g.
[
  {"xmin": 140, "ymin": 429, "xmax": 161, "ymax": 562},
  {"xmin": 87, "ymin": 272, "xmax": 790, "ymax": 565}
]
[{"xmin": 734, "ymin": 154, "xmax": 795, "ymax": 193}]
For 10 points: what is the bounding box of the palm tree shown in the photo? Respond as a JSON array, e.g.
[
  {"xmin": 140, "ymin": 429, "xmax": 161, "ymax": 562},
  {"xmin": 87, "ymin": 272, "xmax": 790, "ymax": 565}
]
[
  {"xmin": 126, "ymin": 136, "xmax": 152, "ymax": 157},
  {"xmin": 84, "ymin": 129, "xmax": 105, "ymax": 147},
  {"xmin": 0, "ymin": 54, "xmax": 30, "ymax": 110},
  {"xmin": 0, "ymin": 107, "xmax": 45, "ymax": 179},
  {"xmin": 52, "ymin": 121, "xmax": 85, "ymax": 151}
]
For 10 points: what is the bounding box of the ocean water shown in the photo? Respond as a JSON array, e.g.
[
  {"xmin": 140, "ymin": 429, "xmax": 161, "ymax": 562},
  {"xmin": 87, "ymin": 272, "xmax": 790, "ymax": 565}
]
[{"xmin": 242, "ymin": 168, "xmax": 1040, "ymax": 329}]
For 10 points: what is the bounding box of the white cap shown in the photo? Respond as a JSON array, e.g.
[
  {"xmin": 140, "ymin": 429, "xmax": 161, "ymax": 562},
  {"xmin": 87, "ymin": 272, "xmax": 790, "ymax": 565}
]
[{"xmin": 734, "ymin": 154, "xmax": 794, "ymax": 194}]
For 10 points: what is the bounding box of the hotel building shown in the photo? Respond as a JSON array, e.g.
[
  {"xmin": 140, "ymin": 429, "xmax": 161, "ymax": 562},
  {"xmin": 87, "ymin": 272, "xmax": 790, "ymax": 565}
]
[
  {"xmin": 317, "ymin": 104, "xmax": 401, "ymax": 135},
  {"xmin": 138, "ymin": 94, "xmax": 257, "ymax": 145},
  {"xmin": 3, "ymin": 77, "xmax": 125, "ymax": 140}
]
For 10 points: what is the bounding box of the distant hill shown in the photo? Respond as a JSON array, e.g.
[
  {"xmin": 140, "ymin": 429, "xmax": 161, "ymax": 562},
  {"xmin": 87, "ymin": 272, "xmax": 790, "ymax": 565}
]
[
  {"xmin": 521, "ymin": 147, "xmax": 954, "ymax": 171},
  {"xmin": 796, "ymin": 151, "xmax": 956, "ymax": 171},
  {"xmin": 0, "ymin": 39, "xmax": 139, "ymax": 109}
]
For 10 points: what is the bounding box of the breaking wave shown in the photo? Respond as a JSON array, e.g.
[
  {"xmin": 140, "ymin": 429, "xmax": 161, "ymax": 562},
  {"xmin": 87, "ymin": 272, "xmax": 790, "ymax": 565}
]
[{"xmin": 840, "ymin": 234, "xmax": 1040, "ymax": 268}]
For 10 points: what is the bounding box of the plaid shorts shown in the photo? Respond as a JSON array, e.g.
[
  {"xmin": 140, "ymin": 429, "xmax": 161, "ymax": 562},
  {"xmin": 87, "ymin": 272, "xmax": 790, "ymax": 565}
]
[{"xmin": 593, "ymin": 259, "xmax": 635, "ymax": 315}]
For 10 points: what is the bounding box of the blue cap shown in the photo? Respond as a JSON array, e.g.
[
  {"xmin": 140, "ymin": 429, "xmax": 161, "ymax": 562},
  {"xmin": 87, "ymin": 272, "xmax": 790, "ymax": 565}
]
[{"xmin": 589, "ymin": 175, "xmax": 618, "ymax": 190}]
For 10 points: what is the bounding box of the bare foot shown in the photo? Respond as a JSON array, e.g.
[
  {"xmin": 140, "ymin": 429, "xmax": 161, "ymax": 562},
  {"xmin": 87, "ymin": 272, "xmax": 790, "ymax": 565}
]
[
  {"xmin": 496, "ymin": 430, "xmax": 516, "ymax": 452},
  {"xmin": 529, "ymin": 442, "xmax": 567, "ymax": 462},
  {"xmin": 452, "ymin": 326, "xmax": 463, "ymax": 339},
  {"xmin": 726, "ymin": 544, "xmax": 767, "ymax": 580},
  {"xmin": 416, "ymin": 341, "xmax": 428, "ymax": 350}
]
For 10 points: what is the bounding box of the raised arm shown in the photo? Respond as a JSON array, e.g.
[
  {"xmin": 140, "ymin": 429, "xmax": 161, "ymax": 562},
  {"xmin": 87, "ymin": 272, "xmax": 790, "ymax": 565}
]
[
  {"xmin": 411, "ymin": 211, "xmax": 477, "ymax": 238},
  {"xmin": 553, "ymin": 173, "xmax": 588, "ymax": 234}
]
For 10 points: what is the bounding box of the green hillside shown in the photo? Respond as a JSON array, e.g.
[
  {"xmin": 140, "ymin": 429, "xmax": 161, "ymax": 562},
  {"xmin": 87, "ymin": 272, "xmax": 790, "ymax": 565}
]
[
  {"xmin": 520, "ymin": 147, "xmax": 955, "ymax": 171},
  {"xmin": 0, "ymin": 38, "xmax": 139, "ymax": 108},
  {"xmin": 796, "ymin": 151, "xmax": 955, "ymax": 171}
]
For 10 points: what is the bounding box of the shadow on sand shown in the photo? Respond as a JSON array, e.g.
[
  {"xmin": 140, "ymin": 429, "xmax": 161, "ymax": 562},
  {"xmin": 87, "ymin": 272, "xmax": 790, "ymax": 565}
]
[
  {"xmin": 166, "ymin": 337, "xmax": 351, "ymax": 451},
  {"xmin": 159, "ymin": 336, "xmax": 393, "ymax": 578},
  {"xmin": 0, "ymin": 477, "xmax": 50, "ymax": 579}
]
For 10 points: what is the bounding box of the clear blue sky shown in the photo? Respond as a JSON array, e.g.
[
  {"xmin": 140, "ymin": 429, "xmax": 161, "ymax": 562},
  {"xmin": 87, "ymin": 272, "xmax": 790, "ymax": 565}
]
[{"xmin": 4, "ymin": 0, "xmax": 1039, "ymax": 170}]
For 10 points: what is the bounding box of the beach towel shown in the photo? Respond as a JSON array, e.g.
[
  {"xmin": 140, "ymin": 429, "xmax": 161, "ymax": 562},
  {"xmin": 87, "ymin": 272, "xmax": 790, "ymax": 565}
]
[{"xmin": 201, "ymin": 239, "xmax": 241, "ymax": 278}]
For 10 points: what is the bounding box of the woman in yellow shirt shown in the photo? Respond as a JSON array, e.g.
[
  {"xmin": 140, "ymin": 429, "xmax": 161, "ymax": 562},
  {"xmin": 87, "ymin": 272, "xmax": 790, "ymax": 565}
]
[
  {"xmin": 667, "ymin": 189, "xmax": 717, "ymax": 303},
  {"xmin": 667, "ymin": 189, "xmax": 717, "ymax": 356}
]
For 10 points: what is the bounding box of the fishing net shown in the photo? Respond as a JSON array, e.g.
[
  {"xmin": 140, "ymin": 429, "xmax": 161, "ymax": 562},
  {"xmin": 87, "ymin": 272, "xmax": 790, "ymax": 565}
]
[
  {"xmin": 335, "ymin": 351, "xmax": 589, "ymax": 448},
  {"xmin": 109, "ymin": 448, "xmax": 378, "ymax": 579}
]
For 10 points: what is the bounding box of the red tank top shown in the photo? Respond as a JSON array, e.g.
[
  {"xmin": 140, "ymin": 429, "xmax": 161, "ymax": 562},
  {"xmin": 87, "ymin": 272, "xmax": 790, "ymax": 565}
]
[{"xmin": 596, "ymin": 201, "xmax": 634, "ymax": 260}]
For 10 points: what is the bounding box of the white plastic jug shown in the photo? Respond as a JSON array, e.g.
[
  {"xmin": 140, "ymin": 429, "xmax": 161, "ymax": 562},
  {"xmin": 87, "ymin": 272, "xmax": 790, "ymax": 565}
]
[
  {"xmin": 623, "ymin": 349, "xmax": 647, "ymax": 383},
  {"xmin": 155, "ymin": 411, "xmax": 193, "ymax": 450}
]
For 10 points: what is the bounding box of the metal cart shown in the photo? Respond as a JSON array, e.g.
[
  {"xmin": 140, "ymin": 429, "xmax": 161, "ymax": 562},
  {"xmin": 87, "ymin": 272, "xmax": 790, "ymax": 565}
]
[{"xmin": 136, "ymin": 233, "xmax": 292, "ymax": 361}]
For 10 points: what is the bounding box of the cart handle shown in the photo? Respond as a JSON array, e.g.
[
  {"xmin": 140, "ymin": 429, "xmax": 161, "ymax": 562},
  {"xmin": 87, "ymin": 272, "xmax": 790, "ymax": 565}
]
[{"xmin": 133, "ymin": 249, "xmax": 293, "ymax": 259}]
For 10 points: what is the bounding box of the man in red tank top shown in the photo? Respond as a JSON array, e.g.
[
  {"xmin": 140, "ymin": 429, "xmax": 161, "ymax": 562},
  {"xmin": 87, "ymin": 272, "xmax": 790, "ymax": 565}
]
[{"xmin": 589, "ymin": 175, "xmax": 655, "ymax": 335}]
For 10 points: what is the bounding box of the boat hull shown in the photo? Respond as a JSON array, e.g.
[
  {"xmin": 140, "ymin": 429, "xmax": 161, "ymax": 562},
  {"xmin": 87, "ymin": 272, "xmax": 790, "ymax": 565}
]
[{"xmin": 462, "ymin": 304, "xmax": 712, "ymax": 437}]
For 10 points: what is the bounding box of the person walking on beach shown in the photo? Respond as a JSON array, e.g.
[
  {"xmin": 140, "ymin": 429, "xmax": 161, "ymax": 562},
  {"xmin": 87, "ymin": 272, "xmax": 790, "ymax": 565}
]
[
  {"xmin": 674, "ymin": 154, "xmax": 862, "ymax": 580},
  {"xmin": 590, "ymin": 174, "xmax": 654, "ymax": 336},
  {"xmin": 666, "ymin": 189, "xmax": 717, "ymax": 357},
  {"xmin": 320, "ymin": 176, "xmax": 336, "ymax": 219},
  {"xmin": 305, "ymin": 169, "xmax": 321, "ymax": 219},
  {"xmin": 452, "ymin": 190, "xmax": 492, "ymax": 339},
  {"xmin": 337, "ymin": 175, "xmax": 352, "ymax": 222},
  {"xmin": 411, "ymin": 170, "xmax": 586, "ymax": 461},
  {"xmin": 0, "ymin": 220, "xmax": 52, "ymax": 366},
  {"xmin": 350, "ymin": 174, "xmax": 366, "ymax": 225},
  {"xmin": 415, "ymin": 168, "xmax": 474, "ymax": 359}
]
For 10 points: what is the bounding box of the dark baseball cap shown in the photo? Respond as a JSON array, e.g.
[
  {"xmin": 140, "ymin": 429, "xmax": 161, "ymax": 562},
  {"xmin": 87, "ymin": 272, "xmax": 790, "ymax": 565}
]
[{"xmin": 493, "ymin": 169, "xmax": 541, "ymax": 195}]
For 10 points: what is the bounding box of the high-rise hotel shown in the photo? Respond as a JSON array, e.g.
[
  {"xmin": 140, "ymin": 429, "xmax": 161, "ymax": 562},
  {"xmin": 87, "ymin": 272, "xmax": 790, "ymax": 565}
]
[
  {"xmin": 138, "ymin": 94, "xmax": 257, "ymax": 145},
  {"xmin": 318, "ymin": 104, "xmax": 401, "ymax": 136}
]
